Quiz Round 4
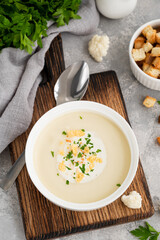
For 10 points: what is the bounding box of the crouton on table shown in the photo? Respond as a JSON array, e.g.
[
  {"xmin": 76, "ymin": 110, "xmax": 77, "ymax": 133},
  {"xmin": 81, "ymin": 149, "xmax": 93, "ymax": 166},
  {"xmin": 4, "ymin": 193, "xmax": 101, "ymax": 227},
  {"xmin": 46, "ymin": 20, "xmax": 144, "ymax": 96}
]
[{"xmin": 143, "ymin": 96, "xmax": 157, "ymax": 108}]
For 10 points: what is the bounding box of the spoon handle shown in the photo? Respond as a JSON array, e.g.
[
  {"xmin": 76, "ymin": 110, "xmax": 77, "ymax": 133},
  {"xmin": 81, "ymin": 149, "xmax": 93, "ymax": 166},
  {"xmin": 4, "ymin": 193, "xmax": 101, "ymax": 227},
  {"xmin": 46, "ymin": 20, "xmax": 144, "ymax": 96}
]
[{"xmin": 0, "ymin": 151, "xmax": 25, "ymax": 191}]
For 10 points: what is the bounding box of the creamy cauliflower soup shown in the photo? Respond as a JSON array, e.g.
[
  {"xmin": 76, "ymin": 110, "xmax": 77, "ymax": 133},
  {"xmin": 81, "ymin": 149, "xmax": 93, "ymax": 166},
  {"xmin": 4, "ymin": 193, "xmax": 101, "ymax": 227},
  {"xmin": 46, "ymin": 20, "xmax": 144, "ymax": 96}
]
[{"xmin": 33, "ymin": 111, "xmax": 131, "ymax": 203}]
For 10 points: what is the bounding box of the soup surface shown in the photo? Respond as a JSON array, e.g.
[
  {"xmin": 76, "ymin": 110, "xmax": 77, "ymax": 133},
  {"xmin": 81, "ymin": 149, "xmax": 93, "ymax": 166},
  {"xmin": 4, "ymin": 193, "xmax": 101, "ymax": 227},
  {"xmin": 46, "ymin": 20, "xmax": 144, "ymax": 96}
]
[{"xmin": 34, "ymin": 111, "xmax": 131, "ymax": 203}]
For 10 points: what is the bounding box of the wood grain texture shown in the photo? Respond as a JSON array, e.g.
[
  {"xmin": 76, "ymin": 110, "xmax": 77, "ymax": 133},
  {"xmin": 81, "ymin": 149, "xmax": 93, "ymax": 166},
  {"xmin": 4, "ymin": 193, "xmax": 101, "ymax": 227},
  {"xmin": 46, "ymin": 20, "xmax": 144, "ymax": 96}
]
[{"xmin": 9, "ymin": 35, "xmax": 154, "ymax": 240}]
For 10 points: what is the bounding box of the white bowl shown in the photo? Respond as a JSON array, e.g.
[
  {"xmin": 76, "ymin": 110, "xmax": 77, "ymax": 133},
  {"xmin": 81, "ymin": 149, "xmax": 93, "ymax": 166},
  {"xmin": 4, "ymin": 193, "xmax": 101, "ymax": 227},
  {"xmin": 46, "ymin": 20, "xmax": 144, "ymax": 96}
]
[
  {"xmin": 25, "ymin": 101, "xmax": 139, "ymax": 211},
  {"xmin": 129, "ymin": 19, "xmax": 160, "ymax": 90}
]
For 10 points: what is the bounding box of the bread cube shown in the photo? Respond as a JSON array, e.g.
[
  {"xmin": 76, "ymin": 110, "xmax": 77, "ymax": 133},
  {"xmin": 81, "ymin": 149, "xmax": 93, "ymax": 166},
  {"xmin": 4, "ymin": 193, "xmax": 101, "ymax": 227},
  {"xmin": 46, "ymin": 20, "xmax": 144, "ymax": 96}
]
[
  {"xmin": 142, "ymin": 25, "xmax": 153, "ymax": 37},
  {"xmin": 146, "ymin": 29, "xmax": 156, "ymax": 44},
  {"xmin": 134, "ymin": 37, "xmax": 145, "ymax": 49},
  {"xmin": 152, "ymin": 57, "xmax": 160, "ymax": 70},
  {"xmin": 157, "ymin": 137, "xmax": 160, "ymax": 145},
  {"xmin": 145, "ymin": 53, "xmax": 155, "ymax": 64},
  {"xmin": 151, "ymin": 47, "xmax": 160, "ymax": 57},
  {"xmin": 143, "ymin": 96, "xmax": 157, "ymax": 108},
  {"xmin": 156, "ymin": 32, "xmax": 160, "ymax": 44},
  {"xmin": 132, "ymin": 48, "xmax": 146, "ymax": 61},
  {"xmin": 143, "ymin": 42, "xmax": 153, "ymax": 53},
  {"xmin": 142, "ymin": 63, "xmax": 150, "ymax": 72},
  {"xmin": 145, "ymin": 66, "xmax": 160, "ymax": 78}
]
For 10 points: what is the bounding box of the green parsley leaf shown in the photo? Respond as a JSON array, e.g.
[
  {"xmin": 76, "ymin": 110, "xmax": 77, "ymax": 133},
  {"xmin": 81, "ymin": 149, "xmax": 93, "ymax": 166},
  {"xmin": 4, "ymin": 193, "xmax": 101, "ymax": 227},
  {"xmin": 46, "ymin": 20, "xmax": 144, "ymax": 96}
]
[
  {"xmin": 57, "ymin": 173, "xmax": 59, "ymax": 176},
  {"xmin": 73, "ymin": 177, "xmax": 76, "ymax": 179},
  {"xmin": 89, "ymin": 146, "xmax": 94, "ymax": 150},
  {"xmin": 75, "ymin": 162, "xmax": 79, "ymax": 166},
  {"xmin": 80, "ymin": 144, "xmax": 87, "ymax": 150},
  {"xmin": 80, "ymin": 116, "xmax": 82, "ymax": 119},
  {"xmin": 51, "ymin": 151, "xmax": 54, "ymax": 157},
  {"xmin": 66, "ymin": 166, "xmax": 71, "ymax": 170},
  {"xmin": 116, "ymin": 184, "xmax": 121, "ymax": 187},
  {"xmin": 157, "ymin": 101, "xmax": 160, "ymax": 105},
  {"xmin": 78, "ymin": 152, "xmax": 83, "ymax": 158},
  {"xmin": 0, "ymin": 0, "xmax": 82, "ymax": 53},
  {"xmin": 62, "ymin": 131, "xmax": 67, "ymax": 135},
  {"xmin": 130, "ymin": 222, "xmax": 160, "ymax": 240},
  {"xmin": 81, "ymin": 129, "xmax": 85, "ymax": 132},
  {"xmin": 79, "ymin": 164, "xmax": 85, "ymax": 173},
  {"xmin": 90, "ymin": 169, "xmax": 94, "ymax": 172},
  {"xmin": 86, "ymin": 139, "xmax": 91, "ymax": 144},
  {"xmin": 71, "ymin": 160, "xmax": 74, "ymax": 165},
  {"xmin": 96, "ymin": 149, "xmax": 102, "ymax": 153},
  {"xmin": 66, "ymin": 151, "xmax": 73, "ymax": 159},
  {"xmin": 66, "ymin": 180, "xmax": 69, "ymax": 185},
  {"xmin": 87, "ymin": 133, "xmax": 91, "ymax": 138}
]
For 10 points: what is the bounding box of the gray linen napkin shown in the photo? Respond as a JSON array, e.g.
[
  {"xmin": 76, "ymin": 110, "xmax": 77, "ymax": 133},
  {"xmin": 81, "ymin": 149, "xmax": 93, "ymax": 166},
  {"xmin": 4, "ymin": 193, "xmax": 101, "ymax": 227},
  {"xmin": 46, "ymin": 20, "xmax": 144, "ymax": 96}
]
[{"xmin": 0, "ymin": 0, "xmax": 99, "ymax": 153}]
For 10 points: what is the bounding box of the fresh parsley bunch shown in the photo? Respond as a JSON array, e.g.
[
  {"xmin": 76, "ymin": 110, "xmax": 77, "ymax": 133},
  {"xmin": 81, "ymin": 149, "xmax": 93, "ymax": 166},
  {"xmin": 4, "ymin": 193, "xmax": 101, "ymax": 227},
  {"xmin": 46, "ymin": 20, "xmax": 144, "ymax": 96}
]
[
  {"xmin": 130, "ymin": 222, "xmax": 160, "ymax": 240},
  {"xmin": 0, "ymin": 0, "xmax": 81, "ymax": 54}
]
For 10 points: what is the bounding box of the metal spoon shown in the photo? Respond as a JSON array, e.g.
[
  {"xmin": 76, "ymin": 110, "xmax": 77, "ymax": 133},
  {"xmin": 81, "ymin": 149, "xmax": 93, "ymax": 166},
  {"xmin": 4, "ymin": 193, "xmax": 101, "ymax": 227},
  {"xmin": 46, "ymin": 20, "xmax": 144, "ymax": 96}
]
[{"xmin": 0, "ymin": 61, "xmax": 89, "ymax": 191}]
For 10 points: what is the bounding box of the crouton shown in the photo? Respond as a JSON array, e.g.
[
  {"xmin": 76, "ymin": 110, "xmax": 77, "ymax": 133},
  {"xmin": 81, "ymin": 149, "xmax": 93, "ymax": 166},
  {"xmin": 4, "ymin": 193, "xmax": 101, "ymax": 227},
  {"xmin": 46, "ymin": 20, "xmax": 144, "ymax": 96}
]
[
  {"xmin": 142, "ymin": 63, "xmax": 150, "ymax": 72},
  {"xmin": 134, "ymin": 37, "xmax": 145, "ymax": 49},
  {"xmin": 143, "ymin": 42, "xmax": 153, "ymax": 53},
  {"xmin": 152, "ymin": 57, "xmax": 160, "ymax": 70},
  {"xmin": 156, "ymin": 32, "xmax": 160, "ymax": 44},
  {"xmin": 151, "ymin": 47, "xmax": 160, "ymax": 57},
  {"xmin": 145, "ymin": 66, "xmax": 160, "ymax": 78},
  {"xmin": 132, "ymin": 48, "xmax": 146, "ymax": 61},
  {"xmin": 143, "ymin": 96, "xmax": 157, "ymax": 108},
  {"xmin": 157, "ymin": 137, "xmax": 160, "ymax": 145},
  {"xmin": 142, "ymin": 25, "xmax": 153, "ymax": 37},
  {"xmin": 146, "ymin": 29, "xmax": 156, "ymax": 44},
  {"xmin": 145, "ymin": 53, "xmax": 155, "ymax": 64}
]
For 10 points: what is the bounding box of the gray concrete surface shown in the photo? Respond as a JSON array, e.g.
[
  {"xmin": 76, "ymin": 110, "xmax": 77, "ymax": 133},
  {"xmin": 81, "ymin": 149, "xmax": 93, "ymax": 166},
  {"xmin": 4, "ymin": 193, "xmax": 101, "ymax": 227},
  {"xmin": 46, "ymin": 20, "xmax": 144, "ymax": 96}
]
[{"xmin": 0, "ymin": 0, "xmax": 160, "ymax": 239}]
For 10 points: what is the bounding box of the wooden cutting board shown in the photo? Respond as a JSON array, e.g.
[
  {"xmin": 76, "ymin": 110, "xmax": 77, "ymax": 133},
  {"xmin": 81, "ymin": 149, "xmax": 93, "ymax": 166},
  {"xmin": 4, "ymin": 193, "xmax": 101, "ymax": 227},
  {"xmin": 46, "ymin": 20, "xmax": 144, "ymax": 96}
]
[{"xmin": 9, "ymin": 35, "xmax": 154, "ymax": 240}]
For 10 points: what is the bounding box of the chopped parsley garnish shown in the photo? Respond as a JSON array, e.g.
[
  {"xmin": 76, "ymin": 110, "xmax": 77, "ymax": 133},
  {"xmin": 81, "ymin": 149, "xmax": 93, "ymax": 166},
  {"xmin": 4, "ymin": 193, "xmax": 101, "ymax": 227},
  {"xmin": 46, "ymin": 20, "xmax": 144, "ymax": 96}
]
[
  {"xmin": 80, "ymin": 116, "xmax": 82, "ymax": 119},
  {"xmin": 81, "ymin": 129, "xmax": 85, "ymax": 132},
  {"xmin": 79, "ymin": 164, "xmax": 85, "ymax": 173},
  {"xmin": 66, "ymin": 180, "xmax": 69, "ymax": 185},
  {"xmin": 51, "ymin": 151, "xmax": 54, "ymax": 157},
  {"xmin": 57, "ymin": 173, "xmax": 59, "ymax": 176},
  {"xmin": 80, "ymin": 144, "xmax": 87, "ymax": 150},
  {"xmin": 87, "ymin": 133, "xmax": 91, "ymax": 138},
  {"xmin": 74, "ymin": 172, "xmax": 76, "ymax": 175},
  {"xmin": 62, "ymin": 131, "xmax": 67, "ymax": 135},
  {"xmin": 71, "ymin": 160, "xmax": 74, "ymax": 165},
  {"xmin": 92, "ymin": 152, "xmax": 96, "ymax": 155},
  {"xmin": 86, "ymin": 139, "xmax": 91, "ymax": 144},
  {"xmin": 116, "ymin": 184, "xmax": 121, "ymax": 187},
  {"xmin": 89, "ymin": 146, "xmax": 94, "ymax": 150},
  {"xmin": 73, "ymin": 177, "xmax": 76, "ymax": 179},
  {"xmin": 66, "ymin": 151, "xmax": 73, "ymax": 159},
  {"xmin": 78, "ymin": 152, "xmax": 83, "ymax": 158},
  {"xmin": 85, "ymin": 173, "xmax": 90, "ymax": 176},
  {"xmin": 73, "ymin": 141, "xmax": 76, "ymax": 144},
  {"xmin": 157, "ymin": 101, "xmax": 160, "ymax": 105},
  {"xmin": 75, "ymin": 162, "xmax": 79, "ymax": 166},
  {"xmin": 96, "ymin": 149, "xmax": 102, "ymax": 153},
  {"xmin": 66, "ymin": 166, "xmax": 71, "ymax": 170},
  {"xmin": 90, "ymin": 169, "xmax": 94, "ymax": 172},
  {"xmin": 78, "ymin": 138, "xmax": 82, "ymax": 141}
]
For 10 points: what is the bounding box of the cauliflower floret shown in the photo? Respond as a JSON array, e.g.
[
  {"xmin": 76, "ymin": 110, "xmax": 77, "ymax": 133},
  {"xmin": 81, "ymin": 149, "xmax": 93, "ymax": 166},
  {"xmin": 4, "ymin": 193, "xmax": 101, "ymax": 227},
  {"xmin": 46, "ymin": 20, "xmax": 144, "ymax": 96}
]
[
  {"xmin": 88, "ymin": 34, "xmax": 110, "ymax": 62},
  {"xmin": 121, "ymin": 191, "xmax": 142, "ymax": 209}
]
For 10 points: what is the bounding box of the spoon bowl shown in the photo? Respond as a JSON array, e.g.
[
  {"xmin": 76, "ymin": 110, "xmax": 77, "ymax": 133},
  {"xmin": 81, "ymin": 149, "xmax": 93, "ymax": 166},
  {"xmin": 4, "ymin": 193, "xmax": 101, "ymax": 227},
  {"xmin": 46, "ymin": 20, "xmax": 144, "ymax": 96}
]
[{"xmin": 54, "ymin": 61, "xmax": 89, "ymax": 105}]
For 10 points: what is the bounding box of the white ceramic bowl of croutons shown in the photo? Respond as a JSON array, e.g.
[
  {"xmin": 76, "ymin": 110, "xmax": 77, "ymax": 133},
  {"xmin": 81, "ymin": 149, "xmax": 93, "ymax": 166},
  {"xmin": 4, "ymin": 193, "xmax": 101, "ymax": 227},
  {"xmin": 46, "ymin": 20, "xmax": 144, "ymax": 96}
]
[{"xmin": 129, "ymin": 19, "xmax": 160, "ymax": 90}]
